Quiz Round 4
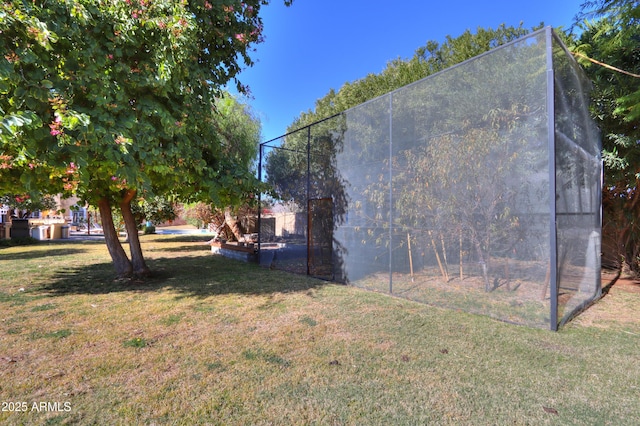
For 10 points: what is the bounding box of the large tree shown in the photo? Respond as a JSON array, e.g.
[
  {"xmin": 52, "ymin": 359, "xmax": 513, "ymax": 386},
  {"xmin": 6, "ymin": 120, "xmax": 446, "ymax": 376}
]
[
  {"xmin": 214, "ymin": 93, "xmax": 262, "ymax": 240},
  {"xmin": 1, "ymin": 0, "xmax": 289, "ymax": 277}
]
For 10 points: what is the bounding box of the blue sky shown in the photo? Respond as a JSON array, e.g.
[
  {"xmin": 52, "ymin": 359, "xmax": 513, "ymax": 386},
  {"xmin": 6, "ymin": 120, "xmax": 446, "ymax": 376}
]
[{"xmin": 231, "ymin": 0, "xmax": 587, "ymax": 142}]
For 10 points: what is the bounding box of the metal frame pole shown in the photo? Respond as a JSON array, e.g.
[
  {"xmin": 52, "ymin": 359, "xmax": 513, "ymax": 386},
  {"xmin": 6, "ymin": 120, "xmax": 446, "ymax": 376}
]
[
  {"xmin": 546, "ymin": 27, "xmax": 559, "ymax": 331},
  {"xmin": 257, "ymin": 143, "xmax": 263, "ymax": 264},
  {"xmin": 307, "ymin": 126, "xmax": 311, "ymax": 276},
  {"xmin": 389, "ymin": 94, "xmax": 394, "ymax": 294}
]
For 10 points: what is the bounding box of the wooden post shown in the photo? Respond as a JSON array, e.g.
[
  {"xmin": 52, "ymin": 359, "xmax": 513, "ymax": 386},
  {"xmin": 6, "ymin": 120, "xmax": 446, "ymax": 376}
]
[
  {"xmin": 428, "ymin": 229, "xmax": 447, "ymax": 282},
  {"xmin": 407, "ymin": 232, "xmax": 414, "ymax": 282},
  {"xmin": 459, "ymin": 230, "xmax": 464, "ymax": 280}
]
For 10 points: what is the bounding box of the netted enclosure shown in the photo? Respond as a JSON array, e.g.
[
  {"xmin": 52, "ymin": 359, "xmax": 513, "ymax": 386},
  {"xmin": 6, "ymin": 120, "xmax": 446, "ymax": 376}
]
[{"xmin": 258, "ymin": 27, "xmax": 602, "ymax": 330}]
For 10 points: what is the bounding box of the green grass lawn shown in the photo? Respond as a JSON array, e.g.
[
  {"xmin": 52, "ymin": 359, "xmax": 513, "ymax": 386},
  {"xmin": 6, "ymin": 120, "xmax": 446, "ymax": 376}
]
[{"xmin": 1, "ymin": 234, "xmax": 639, "ymax": 425}]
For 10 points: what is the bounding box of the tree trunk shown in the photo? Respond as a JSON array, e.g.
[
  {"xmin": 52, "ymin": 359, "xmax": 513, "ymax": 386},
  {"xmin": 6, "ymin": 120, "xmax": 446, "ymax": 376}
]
[
  {"xmin": 471, "ymin": 235, "xmax": 491, "ymax": 292},
  {"xmin": 98, "ymin": 197, "xmax": 132, "ymax": 278},
  {"xmin": 224, "ymin": 207, "xmax": 244, "ymax": 241},
  {"xmin": 120, "ymin": 189, "xmax": 150, "ymax": 277},
  {"xmin": 439, "ymin": 232, "xmax": 449, "ymax": 281}
]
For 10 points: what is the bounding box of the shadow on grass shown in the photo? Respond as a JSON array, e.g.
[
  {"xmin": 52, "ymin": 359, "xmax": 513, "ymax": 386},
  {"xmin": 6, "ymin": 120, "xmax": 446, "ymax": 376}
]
[
  {"xmin": 142, "ymin": 234, "xmax": 213, "ymax": 243},
  {"xmin": 0, "ymin": 243, "xmax": 100, "ymax": 261},
  {"xmin": 140, "ymin": 234, "xmax": 214, "ymax": 253},
  {"xmin": 148, "ymin": 244, "xmax": 212, "ymax": 253},
  {"xmin": 39, "ymin": 254, "xmax": 327, "ymax": 298}
]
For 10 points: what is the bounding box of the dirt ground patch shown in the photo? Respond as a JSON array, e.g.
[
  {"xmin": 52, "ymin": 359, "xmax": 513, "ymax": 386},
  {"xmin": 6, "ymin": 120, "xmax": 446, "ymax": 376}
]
[
  {"xmin": 611, "ymin": 276, "xmax": 640, "ymax": 294},
  {"xmin": 571, "ymin": 270, "xmax": 640, "ymax": 330}
]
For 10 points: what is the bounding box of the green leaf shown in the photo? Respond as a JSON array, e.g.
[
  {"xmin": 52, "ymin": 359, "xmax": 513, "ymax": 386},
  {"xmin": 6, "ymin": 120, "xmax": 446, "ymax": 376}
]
[
  {"xmin": 0, "ymin": 122, "xmax": 15, "ymax": 137},
  {"xmin": 1, "ymin": 112, "xmax": 34, "ymax": 130}
]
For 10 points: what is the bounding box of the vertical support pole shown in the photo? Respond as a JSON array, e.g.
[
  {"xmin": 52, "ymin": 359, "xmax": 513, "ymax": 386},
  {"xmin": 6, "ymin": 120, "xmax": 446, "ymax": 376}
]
[
  {"xmin": 546, "ymin": 27, "xmax": 559, "ymax": 331},
  {"xmin": 307, "ymin": 198, "xmax": 313, "ymax": 276},
  {"xmin": 407, "ymin": 232, "xmax": 414, "ymax": 282},
  {"xmin": 258, "ymin": 143, "xmax": 263, "ymax": 263},
  {"xmin": 307, "ymin": 126, "xmax": 312, "ymax": 276},
  {"xmin": 389, "ymin": 94, "xmax": 394, "ymax": 294},
  {"xmin": 597, "ymin": 160, "xmax": 603, "ymax": 294}
]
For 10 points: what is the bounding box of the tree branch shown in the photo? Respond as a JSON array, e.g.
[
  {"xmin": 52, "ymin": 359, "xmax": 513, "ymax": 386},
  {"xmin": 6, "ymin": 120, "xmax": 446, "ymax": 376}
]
[{"xmin": 572, "ymin": 51, "xmax": 640, "ymax": 78}]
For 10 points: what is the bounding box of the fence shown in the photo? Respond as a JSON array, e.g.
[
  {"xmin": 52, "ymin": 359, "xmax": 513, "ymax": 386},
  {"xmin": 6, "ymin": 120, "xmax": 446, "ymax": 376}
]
[{"xmin": 258, "ymin": 27, "xmax": 602, "ymax": 330}]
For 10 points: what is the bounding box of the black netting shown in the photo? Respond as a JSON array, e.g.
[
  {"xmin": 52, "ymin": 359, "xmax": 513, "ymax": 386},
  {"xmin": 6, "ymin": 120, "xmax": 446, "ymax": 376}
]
[{"xmin": 258, "ymin": 28, "xmax": 601, "ymax": 330}]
